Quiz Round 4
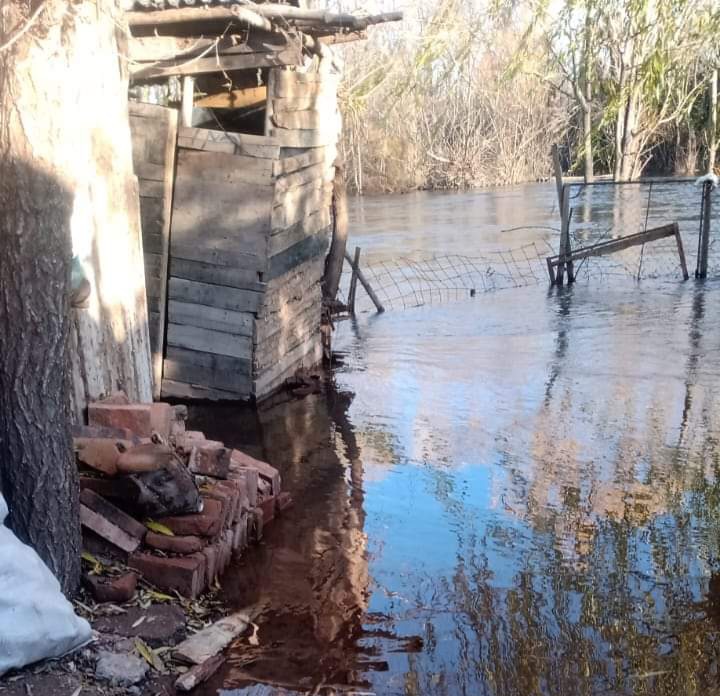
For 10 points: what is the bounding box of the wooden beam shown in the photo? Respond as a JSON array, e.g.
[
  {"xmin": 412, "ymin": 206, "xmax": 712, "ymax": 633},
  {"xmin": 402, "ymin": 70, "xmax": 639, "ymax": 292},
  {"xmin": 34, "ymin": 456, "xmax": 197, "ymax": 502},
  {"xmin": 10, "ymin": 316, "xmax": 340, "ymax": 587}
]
[
  {"xmin": 127, "ymin": 6, "xmax": 272, "ymax": 31},
  {"xmin": 130, "ymin": 47, "xmax": 300, "ymax": 79},
  {"xmin": 195, "ymin": 86, "xmax": 267, "ymax": 110},
  {"xmin": 126, "ymin": 5, "xmax": 402, "ymax": 33},
  {"xmin": 181, "ymin": 76, "xmax": 194, "ymax": 127},
  {"xmin": 547, "ymin": 223, "xmax": 688, "ymax": 280}
]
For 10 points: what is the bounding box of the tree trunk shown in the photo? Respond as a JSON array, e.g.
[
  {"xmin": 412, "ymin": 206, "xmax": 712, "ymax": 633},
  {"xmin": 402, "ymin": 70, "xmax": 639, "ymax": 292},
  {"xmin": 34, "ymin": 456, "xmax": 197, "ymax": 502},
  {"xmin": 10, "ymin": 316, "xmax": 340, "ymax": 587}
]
[
  {"xmin": 0, "ymin": 0, "xmax": 81, "ymax": 594},
  {"xmin": 619, "ymin": 86, "xmax": 642, "ymax": 181},
  {"xmin": 0, "ymin": 0, "xmax": 136, "ymax": 594},
  {"xmin": 323, "ymin": 161, "xmax": 349, "ymax": 302},
  {"xmin": 708, "ymin": 68, "xmax": 718, "ymax": 175},
  {"xmin": 582, "ymin": 103, "xmax": 594, "ymax": 183}
]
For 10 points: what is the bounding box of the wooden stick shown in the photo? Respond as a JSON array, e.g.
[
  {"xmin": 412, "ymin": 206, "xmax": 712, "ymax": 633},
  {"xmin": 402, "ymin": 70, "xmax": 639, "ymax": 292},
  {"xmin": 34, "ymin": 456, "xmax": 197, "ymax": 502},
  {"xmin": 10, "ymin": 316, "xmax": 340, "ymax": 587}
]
[
  {"xmin": 343, "ymin": 251, "xmax": 384, "ymax": 314},
  {"xmin": 675, "ymin": 228, "xmax": 689, "ymax": 280},
  {"xmin": 348, "ymin": 246, "xmax": 360, "ymax": 314}
]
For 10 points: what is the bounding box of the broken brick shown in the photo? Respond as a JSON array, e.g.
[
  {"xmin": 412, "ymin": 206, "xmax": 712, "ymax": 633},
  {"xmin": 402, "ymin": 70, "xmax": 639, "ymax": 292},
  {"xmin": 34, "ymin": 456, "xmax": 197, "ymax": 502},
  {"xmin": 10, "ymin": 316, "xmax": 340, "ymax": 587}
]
[
  {"xmin": 145, "ymin": 532, "xmax": 204, "ymax": 555},
  {"xmin": 83, "ymin": 571, "xmax": 138, "ymax": 603},
  {"xmin": 80, "ymin": 489, "xmax": 147, "ymax": 540},
  {"xmin": 89, "ymin": 403, "xmax": 153, "ymax": 438},
  {"xmin": 129, "ymin": 552, "xmax": 207, "ymax": 598},
  {"xmin": 189, "ymin": 442, "xmax": 231, "ymax": 479},
  {"xmin": 74, "ymin": 438, "xmax": 127, "ymax": 476},
  {"xmin": 157, "ymin": 498, "xmax": 223, "ymax": 538}
]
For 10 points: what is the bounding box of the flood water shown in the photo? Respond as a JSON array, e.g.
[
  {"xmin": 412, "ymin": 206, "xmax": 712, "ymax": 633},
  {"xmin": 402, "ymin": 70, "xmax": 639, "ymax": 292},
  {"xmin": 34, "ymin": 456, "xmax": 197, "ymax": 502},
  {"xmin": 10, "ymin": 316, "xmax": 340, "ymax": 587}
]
[{"xmin": 192, "ymin": 184, "xmax": 720, "ymax": 696}]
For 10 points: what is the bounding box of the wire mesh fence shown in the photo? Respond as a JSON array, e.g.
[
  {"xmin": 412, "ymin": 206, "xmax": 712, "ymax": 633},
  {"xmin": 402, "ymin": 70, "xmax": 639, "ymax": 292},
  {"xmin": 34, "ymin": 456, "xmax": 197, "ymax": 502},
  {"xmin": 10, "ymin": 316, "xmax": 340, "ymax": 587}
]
[{"xmin": 340, "ymin": 180, "xmax": 720, "ymax": 313}]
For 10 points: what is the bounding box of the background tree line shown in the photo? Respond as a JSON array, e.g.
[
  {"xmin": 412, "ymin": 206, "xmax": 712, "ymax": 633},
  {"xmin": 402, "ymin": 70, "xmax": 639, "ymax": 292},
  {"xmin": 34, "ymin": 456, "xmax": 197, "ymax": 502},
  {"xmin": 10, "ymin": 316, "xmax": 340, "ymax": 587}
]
[{"xmin": 325, "ymin": 0, "xmax": 720, "ymax": 193}]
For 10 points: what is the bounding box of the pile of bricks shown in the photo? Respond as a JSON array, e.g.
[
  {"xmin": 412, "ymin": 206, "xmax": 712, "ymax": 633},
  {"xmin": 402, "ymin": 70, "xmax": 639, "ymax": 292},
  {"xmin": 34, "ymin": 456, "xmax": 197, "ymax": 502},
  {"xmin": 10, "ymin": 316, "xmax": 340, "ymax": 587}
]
[{"xmin": 76, "ymin": 393, "xmax": 291, "ymax": 599}]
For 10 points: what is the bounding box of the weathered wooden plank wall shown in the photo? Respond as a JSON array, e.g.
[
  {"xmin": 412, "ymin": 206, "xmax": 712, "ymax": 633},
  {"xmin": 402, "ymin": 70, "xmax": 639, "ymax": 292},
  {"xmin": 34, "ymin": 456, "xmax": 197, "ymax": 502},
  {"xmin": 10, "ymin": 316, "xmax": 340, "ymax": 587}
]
[
  {"xmin": 148, "ymin": 65, "xmax": 340, "ymax": 402},
  {"xmin": 254, "ymin": 66, "xmax": 340, "ymax": 397},
  {"xmin": 129, "ymin": 102, "xmax": 178, "ymax": 398},
  {"xmin": 162, "ymin": 127, "xmax": 279, "ymax": 401}
]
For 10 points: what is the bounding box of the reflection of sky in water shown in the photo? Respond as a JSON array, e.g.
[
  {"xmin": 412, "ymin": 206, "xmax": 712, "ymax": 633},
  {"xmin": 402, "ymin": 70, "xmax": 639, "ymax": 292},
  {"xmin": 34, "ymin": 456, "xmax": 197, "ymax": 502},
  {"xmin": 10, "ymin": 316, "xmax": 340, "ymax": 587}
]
[{"xmin": 334, "ymin": 204, "xmax": 720, "ymax": 696}]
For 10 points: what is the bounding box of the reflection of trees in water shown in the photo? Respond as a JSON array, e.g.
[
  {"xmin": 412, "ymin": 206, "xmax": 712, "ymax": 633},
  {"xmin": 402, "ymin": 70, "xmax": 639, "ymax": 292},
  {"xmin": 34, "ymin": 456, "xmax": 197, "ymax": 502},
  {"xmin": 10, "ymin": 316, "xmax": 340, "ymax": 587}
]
[{"xmin": 393, "ymin": 285, "xmax": 720, "ymax": 695}]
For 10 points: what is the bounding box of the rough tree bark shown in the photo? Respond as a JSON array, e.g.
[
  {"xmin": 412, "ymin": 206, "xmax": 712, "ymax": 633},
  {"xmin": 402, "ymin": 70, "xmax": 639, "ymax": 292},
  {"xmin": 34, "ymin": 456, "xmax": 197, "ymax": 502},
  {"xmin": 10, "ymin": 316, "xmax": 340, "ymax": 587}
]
[
  {"xmin": 0, "ymin": 0, "xmax": 81, "ymax": 594},
  {"xmin": 0, "ymin": 0, "xmax": 138, "ymax": 594}
]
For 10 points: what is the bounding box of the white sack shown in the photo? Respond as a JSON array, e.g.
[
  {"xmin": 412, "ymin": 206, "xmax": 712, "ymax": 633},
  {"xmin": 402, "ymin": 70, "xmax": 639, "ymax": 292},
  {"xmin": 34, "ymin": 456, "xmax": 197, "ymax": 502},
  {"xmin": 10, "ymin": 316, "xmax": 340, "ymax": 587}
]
[{"xmin": 0, "ymin": 494, "xmax": 91, "ymax": 676}]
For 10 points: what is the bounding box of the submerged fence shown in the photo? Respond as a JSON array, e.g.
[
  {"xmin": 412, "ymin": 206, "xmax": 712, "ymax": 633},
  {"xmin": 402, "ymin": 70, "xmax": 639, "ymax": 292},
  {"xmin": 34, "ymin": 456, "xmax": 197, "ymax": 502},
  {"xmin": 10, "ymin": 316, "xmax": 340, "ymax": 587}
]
[{"xmin": 339, "ymin": 179, "xmax": 720, "ymax": 313}]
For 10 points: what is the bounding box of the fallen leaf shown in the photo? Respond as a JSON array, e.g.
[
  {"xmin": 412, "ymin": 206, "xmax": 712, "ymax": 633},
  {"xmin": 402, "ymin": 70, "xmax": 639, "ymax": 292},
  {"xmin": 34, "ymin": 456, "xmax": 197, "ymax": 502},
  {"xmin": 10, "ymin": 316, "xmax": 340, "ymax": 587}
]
[
  {"xmin": 145, "ymin": 520, "xmax": 175, "ymax": 537},
  {"xmin": 81, "ymin": 552, "xmax": 103, "ymax": 575},
  {"xmin": 69, "ymin": 688, "xmax": 82, "ymax": 696},
  {"xmin": 131, "ymin": 616, "xmax": 146, "ymax": 629},
  {"xmin": 146, "ymin": 590, "xmax": 175, "ymax": 603},
  {"xmin": 135, "ymin": 638, "xmax": 163, "ymax": 671}
]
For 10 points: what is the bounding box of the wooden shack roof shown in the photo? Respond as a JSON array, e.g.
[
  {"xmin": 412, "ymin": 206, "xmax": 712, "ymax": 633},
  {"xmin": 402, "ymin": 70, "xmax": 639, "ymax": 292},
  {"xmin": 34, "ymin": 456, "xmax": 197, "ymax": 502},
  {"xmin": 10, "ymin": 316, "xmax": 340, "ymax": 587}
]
[{"xmin": 125, "ymin": 1, "xmax": 402, "ymax": 80}]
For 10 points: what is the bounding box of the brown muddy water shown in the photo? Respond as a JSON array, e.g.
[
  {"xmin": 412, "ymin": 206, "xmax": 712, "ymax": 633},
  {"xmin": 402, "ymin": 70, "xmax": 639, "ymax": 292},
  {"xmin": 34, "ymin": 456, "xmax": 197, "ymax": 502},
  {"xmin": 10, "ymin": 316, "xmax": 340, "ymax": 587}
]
[{"xmin": 191, "ymin": 184, "xmax": 720, "ymax": 696}]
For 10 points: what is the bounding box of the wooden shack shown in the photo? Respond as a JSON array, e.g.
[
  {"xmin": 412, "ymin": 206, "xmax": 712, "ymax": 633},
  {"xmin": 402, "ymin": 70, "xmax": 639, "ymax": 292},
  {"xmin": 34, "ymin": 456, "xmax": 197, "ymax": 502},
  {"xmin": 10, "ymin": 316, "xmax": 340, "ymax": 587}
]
[{"xmin": 120, "ymin": 1, "xmax": 400, "ymax": 402}]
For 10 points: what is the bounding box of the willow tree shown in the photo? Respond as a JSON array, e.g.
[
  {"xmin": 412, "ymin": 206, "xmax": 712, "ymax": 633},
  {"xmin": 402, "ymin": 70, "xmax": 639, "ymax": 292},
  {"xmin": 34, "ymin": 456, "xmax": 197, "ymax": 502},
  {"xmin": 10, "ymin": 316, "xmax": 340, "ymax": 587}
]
[
  {"xmin": 517, "ymin": 0, "xmax": 601, "ymax": 183},
  {"xmin": 598, "ymin": 0, "xmax": 720, "ymax": 180},
  {"xmin": 0, "ymin": 0, "xmax": 138, "ymax": 594}
]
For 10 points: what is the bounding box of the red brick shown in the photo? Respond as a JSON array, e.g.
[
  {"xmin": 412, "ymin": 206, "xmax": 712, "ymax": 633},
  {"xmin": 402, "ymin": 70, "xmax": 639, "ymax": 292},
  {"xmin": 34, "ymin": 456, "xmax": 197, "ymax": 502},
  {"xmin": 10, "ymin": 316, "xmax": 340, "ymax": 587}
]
[
  {"xmin": 205, "ymin": 482, "xmax": 239, "ymax": 529},
  {"xmin": 157, "ymin": 498, "xmax": 223, "ymax": 538},
  {"xmin": 259, "ymin": 495, "xmax": 276, "ymax": 525},
  {"xmin": 202, "ymin": 545, "xmax": 219, "ymax": 586},
  {"xmin": 89, "ymin": 403, "xmax": 153, "ymax": 438},
  {"xmin": 175, "ymin": 431, "xmax": 207, "ymax": 454},
  {"xmin": 73, "ymin": 424, "xmax": 139, "ymax": 441},
  {"xmin": 230, "ymin": 450, "xmax": 281, "ymax": 495},
  {"xmin": 116, "ymin": 442, "xmax": 174, "ymax": 474},
  {"xmin": 79, "ymin": 476, "xmax": 119, "ymax": 499},
  {"xmin": 80, "ymin": 505, "xmax": 141, "ymax": 554},
  {"xmin": 80, "ymin": 489, "xmax": 147, "ymax": 540},
  {"xmin": 83, "ymin": 571, "xmax": 138, "ymax": 603},
  {"xmin": 150, "ymin": 403, "xmax": 174, "ymax": 441},
  {"xmin": 74, "ymin": 438, "xmax": 126, "ymax": 476},
  {"xmin": 217, "ymin": 530, "xmax": 233, "ymax": 576},
  {"xmin": 145, "ymin": 532, "xmax": 204, "ymax": 555},
  {"xmin": 228, "ymin": 468, "xmax": 257, "ymax": 508},
  {"xmin": 232, "ymin": 518, "xmax": 247, "ymax": 556},
  {"xmin": 129, "ymin": 552, "xmax": 207, "ymax": 598},
  {"xmin": 189, "ymin": 443, "xmax": 231, "ymax": 479}
]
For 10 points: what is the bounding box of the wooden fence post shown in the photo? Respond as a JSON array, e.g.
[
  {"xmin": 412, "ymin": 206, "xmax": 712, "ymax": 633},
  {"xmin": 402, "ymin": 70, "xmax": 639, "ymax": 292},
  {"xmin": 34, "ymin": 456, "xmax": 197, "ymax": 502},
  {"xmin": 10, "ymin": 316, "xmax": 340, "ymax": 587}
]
[
  {"xmin": 697, "ymin": 181, "xmax": 712, "ymax": 278},
  {"xmin": 344, "ymin": 250, "xmax": 384, "ymax": 313},
  {"xmin": 348, "ymin": 246, "xmax": 360, "ymax": 314}
]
